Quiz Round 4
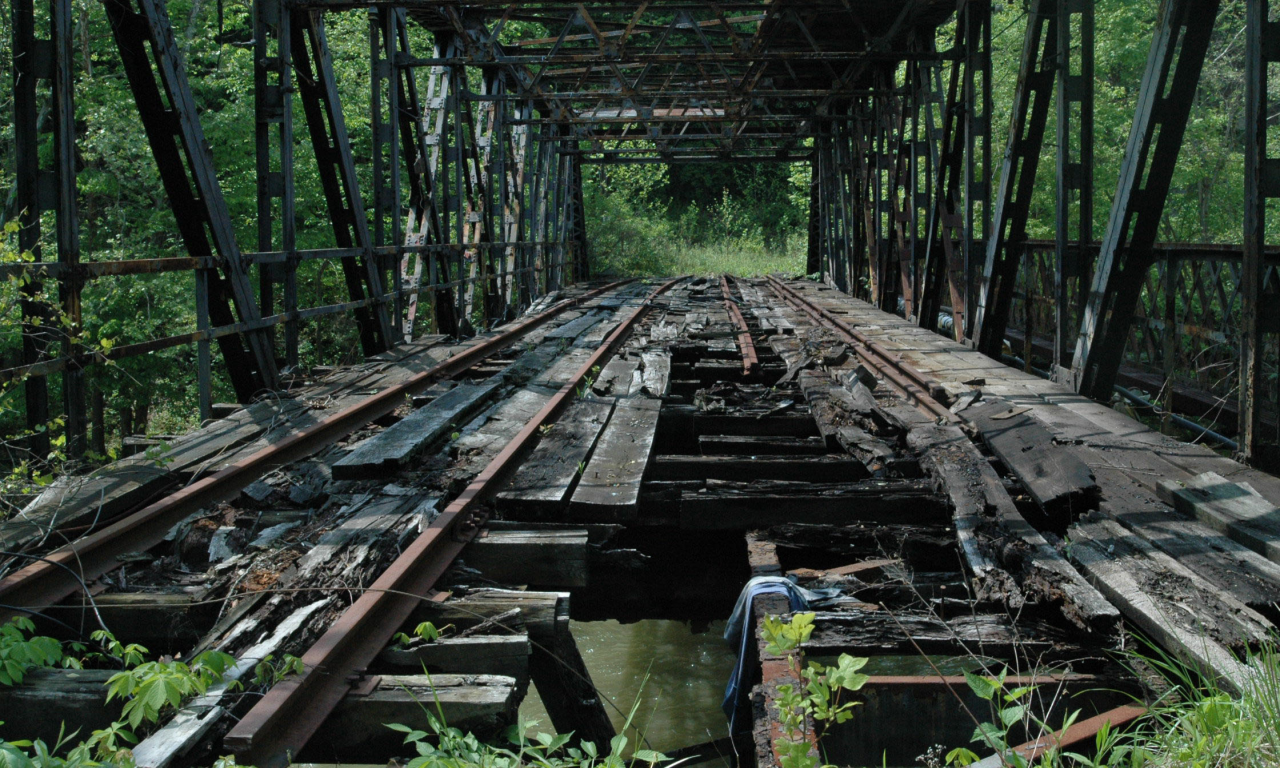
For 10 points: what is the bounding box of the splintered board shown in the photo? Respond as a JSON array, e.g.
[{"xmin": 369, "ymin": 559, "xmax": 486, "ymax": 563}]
[
  {"xmin": 495, "ymin": 397, "xmax": 616, "ymax": 518},
  {"xmin": 332, "ymin": 379, "xmax": 500, "ymax": 479},
  {"xmin": 569, "ymin": 397, "xmax": 662, "ymax": 521}
]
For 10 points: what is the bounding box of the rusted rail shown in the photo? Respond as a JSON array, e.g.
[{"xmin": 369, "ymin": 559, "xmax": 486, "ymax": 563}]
[
  {"xmin": 224, "ymin": 276, "xmax": 687, "ymax": 767},
  {"xmin": 763, "ymin": 275, "xmax": 958, "ymax": 424},
  {"xmin": 720, "ymin": 275, "xmax": 759, "ymax": 376},
  {"xmin": 974, "ymin": 705, "xmax": 1146, "ymax": 767},
  {"xmin": 0, "ymin": 280, "xmax": 632, "ymax": 617}
]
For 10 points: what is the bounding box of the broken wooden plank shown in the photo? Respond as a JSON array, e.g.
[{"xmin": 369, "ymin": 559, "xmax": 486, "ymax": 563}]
[
  {"xmin": 495, "ymin": 398, "xmax": 615, "ymax": 518},
  {"xmin": 802, "ymin": 609, "xmax": 1073, "ymax": 658},
  {"xmin": 1068, "ymin": 515, "xmax": 1268, "ymax": 693},
  {"xmin": 464, "ymin": 529, "xmax": 589, "ymax": 587},
  {"xmin": 332, "ymin": 379, "xmax": 500, "ymax": 479},
  {"xmin": 907, "ymin": 423, "xmax": 1119, "ymax": 633},
  {"xmin": 679, "ymin": 479, "xmax": 948, "ymax": 529},
  {"xmin": 641, "ymin": 351, "xmax": 671, "ymax": 398},
  {"xmin": 570, "ymin": 397, "xmax": 662, "ymax": 521},
  {"xmin": 592, "ymin": 358, "xmax": 640, "ymax": 397},
  {"xmin": 133, "ymin": 599, "xmax": 332, "ymax": 768},
  {"xmin": 1157, "ymin": 472, "xmax": 1280, "ymax": 565},
  {"xmin": 963, "ymin": 399, "xmax": 1100, "ymax": 519}
]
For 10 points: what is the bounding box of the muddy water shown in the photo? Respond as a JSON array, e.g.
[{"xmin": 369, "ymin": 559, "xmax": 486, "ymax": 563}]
[{"xmin": 520, "ymin": 619, "xmax": 738, "ymax": 759}]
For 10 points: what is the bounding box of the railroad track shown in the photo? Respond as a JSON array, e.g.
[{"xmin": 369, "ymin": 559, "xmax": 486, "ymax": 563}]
[
  {"xmin": 223, "ymin": 276, "xmax": 685, "ymax": 765},
  {"xmin": 0, "ymin": 279, "xmax": 635, "ymax": 614},
  {"xmin": 4, "ymin": 272, "xmax": 1269, "ymax": 768}
]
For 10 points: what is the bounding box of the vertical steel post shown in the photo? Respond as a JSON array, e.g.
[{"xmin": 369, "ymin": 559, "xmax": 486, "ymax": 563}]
[
  {"xmin": 1055, "ymin": 0, "xmax": 1094, "ymax": 379},
  {"xmin": 1241, "ymin": 0, "xmax": 1279, "ymax": 463},
  {"xmin": 975, "ymin": 0, "xmax": 1057, "ymax": 359},
  {"xmin": 254, "ymin": 0, "xmax": 294, "ymax": 380},
  {"xmin": 963, "ymin": 0, "xmax": 992, "ymax": 341},
  {"xmin": 13, "ymin": 0, "xmax": 51, "ymax": 459},
  {"xmin": 1072, "ymin": 0, "xmax": 1218, "ymax": 400},
  {"xmin": 52, "ymin": 0, "xmax": 84, "ymax": 455}
]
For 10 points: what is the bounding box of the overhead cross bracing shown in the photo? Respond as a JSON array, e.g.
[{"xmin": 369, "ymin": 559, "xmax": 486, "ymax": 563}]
[{"xmin": 378, "ymin": 0, "xmax": 957, "ymax": 164}]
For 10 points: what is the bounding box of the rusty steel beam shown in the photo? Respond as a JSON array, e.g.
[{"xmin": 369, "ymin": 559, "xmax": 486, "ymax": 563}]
[
  {"xmin": 974, "ymin": 705, "xmax": 1146, "ymax": 766},
  {"xmin": 0, "ymin": 280, "xmax": 632, "ymax": 619},
  {"xmin": 1240, "ymin": 0, "xmax": 1280, "ymax": 466},
  {"xmin": 224, "ymin": 276, "xmax": 686, "ymax": 767},
  {"xmin": 721, "ymin": 274, "xmax": 759, "ymax": 376}
]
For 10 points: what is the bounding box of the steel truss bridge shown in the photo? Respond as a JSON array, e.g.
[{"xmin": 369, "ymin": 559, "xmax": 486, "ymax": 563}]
[{"xmin": 7, "ymin": 0, "xmax": 1280, "ymax": 463}]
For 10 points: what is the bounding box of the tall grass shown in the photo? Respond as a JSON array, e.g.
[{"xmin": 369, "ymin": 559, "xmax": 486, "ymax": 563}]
[{"xmin": 584, "ymin": 170, "xmax": 807, "ymax": 279}]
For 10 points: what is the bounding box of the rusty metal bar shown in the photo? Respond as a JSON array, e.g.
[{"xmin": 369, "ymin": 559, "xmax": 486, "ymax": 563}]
[
  {"xmin": 224, "ymin": 276, "xmax": 686, "ymax": 767},
  {"xmin": 721, "ymin": 275, "xmax": 759, "ymax": 376}
]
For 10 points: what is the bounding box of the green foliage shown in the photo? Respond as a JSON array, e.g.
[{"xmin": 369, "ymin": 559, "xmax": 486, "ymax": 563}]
[
  {"xmin": 584, "ymin": 164, "xmax": 806, "ymax": 278},
  {"xmin": 0, "ymin": 623, "xmax": 243, "ymax": 767},
  {"xmin": 104, "ymin": 649, "xmax": 236, "ymax": 729},
  {"xmin": 250, "ymin": 653, "xmax": 304, "ymax": 688},
  {"xmin": 760, "ymin": 613, "xmax": 869, "ymax": 768},
  {"xmin": 0, "ymin": 618, "xmax": 71, "ymax": 686},
  {"xmin": 761, "ymin": 612, "xmax": 815, "ymax": 656},
  {"xmin": 394, "ymin": 621, "xmax": 453, "ymax": 647}
]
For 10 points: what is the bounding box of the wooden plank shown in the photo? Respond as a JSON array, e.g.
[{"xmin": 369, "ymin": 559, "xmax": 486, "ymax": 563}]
[
  {"xmin": 531, "ymin": 346, "xmax": 596, "ymax": 390},
  {"xmin": 570, "ymin": 397, "xmax": 662, "ymax": 521},
  {"xmin": 803, "ymin": 609, "xmax": 1071, "ymax": 658},
  {"xmin": 963, "ymin": 399, "xmax": 1100, "ymax": 519},
  {"xmin": 495, "ymin": 398, "xmax": 615, "ymax": 518},
  {"xmin": 798, "ymin": 370, "xmax": 895, "ymax": 473},
  {"xmin": 312, "ymin": 674, "xmax": 518, "ymax": 759},
  {"xmin": 679, "ymin": 479, "xmax": 949, "ymax": 529},
  {"xmin": 378, "ymin": 634, "xmax": 530, "ymax": 682},
  {"xmin": 332, "ymin": 379, "xmax": 500, "ymax": 479},
  {"xmin": 906, "ymin": 424, "xmax": 1119, "ymax": 633},
  {"xmin": 698, "ymin": 435, "xmax": 828, "ymax": 456},
  {"xmin": 544, "ymin": 309, "xmax": 606, "ymax": 340},
  {"xmin": 1081, "ymin": 459, "xmax": 1280, "ymax": 618},
  {"xmin": 649, "ymin": 455, "xmax": 868, "ymax": 483},
  {"xmin": 1157, "ymin": 472, "xmax": 1280, "ymax": 565},
  {"xmin": 464, "ymin": 529, "xmax": 590, "ymax": 587},
  {"xmin": 1068, "ymin": 516, "xmax": 1269, "ymax": 693},
  {"xmin": 592, "ymin": 358, "xmax": 640, "ymax": 397},
  {"xmin": 641, "ymin": 351, "xmax": 671, "ymax": 398}
]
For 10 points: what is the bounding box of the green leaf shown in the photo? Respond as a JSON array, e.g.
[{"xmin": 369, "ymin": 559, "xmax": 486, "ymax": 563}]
[
  {"xmin": 633, "ymin": 749, "xmax": 668, "ymax": 763},
  {"xmin": 999, "ymin": 704, "xmax": 1027, "ymax": 728},
  {"xmin": 608, "ymin": 734, "xmax": 627, "ymax": 757},
  {"xmin": 964, "ymin": 671, "xmax": 998, "ymax": 701}
]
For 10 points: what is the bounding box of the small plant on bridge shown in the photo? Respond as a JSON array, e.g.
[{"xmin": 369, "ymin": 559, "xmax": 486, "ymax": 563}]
[{"xmin": 761, "ymin": 612, "xmax": 870, "ymax": 768}]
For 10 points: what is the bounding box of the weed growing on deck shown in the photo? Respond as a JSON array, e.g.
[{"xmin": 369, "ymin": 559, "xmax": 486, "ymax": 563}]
[
  {"xmin": 933, "ymin": 639, "xmax": 1280, "ymax": 768},
  {"xmin": 762, "ymin": 613, "xmax": 870, "ymax": 768}
]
